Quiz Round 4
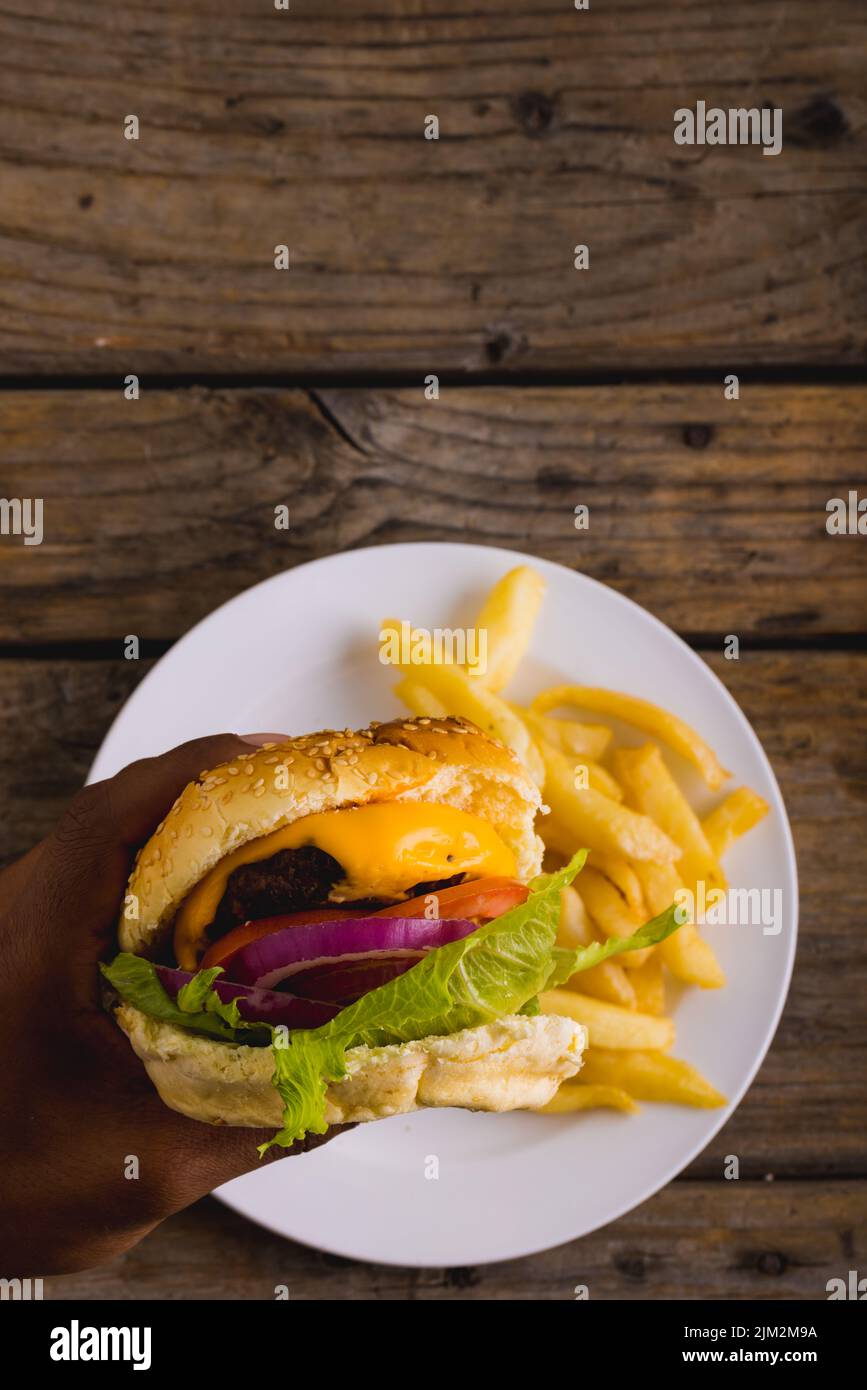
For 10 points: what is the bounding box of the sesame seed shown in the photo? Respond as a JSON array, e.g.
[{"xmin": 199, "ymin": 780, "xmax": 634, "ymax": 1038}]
[
  {"xmin": 184, "ymin": 826, "xmax": 193, "ymax": 838},
  {"xmin": 227, "ymin": 767, "xmax": 239, "ymax": 776},
  {"xmin": 263, "ymin": 755, "xmax": 279, "ymax": 765},
  {"xmin": 153, "ymin": 849, "xmax": 161, "ymax": 861},
  {"xmin": 244, "ymin": 764, "xmax": 254, "ymax": 775},
  {"xmin": 221, "ymin": 792, "xmax": 232, "ymax": 805},
  {"xmin": 254, "ymin": 786, "xmax": 266, "ymax": 797},
  {"xmin": 252, "ymin": 777, "xmax": 265, "ymax": 789}
]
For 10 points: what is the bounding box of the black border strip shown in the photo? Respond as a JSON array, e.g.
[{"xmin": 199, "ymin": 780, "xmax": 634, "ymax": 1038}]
[
  {"xmin": 1, "ymin": 633, "xmax": 865, "ymax": 661},
  {"xmin": 0, "ymin": 365, "xmax": 866, "ymax": 391}
]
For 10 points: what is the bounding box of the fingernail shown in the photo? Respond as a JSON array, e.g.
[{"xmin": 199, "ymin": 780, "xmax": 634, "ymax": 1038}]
[{"xmin": 240, "ymin": 732, "xmax": 289, "ymax": 745}]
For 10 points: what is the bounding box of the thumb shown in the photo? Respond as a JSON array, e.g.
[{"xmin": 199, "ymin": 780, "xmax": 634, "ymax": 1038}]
[{"xmin": 36, "ymin": 733, "xmax": 290, "ymax": 955}]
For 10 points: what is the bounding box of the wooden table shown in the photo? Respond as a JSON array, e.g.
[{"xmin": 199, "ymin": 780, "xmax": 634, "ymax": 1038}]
[{"xmin": 2, "ymin": 0, "xmax": 865, "ymax": 1299}]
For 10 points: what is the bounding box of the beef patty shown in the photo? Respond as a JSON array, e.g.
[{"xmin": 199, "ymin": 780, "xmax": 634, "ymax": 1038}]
[
  {"xmin": 209, "ymin": 846, "xmax": 343, "ymax": 940},
  {"xmin": 209, "ymin": 846, "xmax": 466, "ymax": 940}
]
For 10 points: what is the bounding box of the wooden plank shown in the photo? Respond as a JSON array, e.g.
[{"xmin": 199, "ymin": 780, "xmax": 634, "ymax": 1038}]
[
  {"xmin": 2, "ymin": 651, "xmax": 865, "ymax": 1175},
  {"xmin": 1, "ymin": 1, "xmax": 864, "ymax": 373},
  {"xmin": 1, "ymin": 384, "xmax": 865, "ymax": 642},
  {"xmin": 45, "ymin": 1180, "xmax": 867, "ymax": 1299}
]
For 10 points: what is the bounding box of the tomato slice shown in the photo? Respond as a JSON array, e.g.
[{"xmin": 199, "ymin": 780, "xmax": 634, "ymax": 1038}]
[
  {"xmin": 197, "ymin": 879, "xmax": 528, "ymax": 973},
  {"xmin": 200, "ymin": 908, "xmax": 356, "ymax": 971},
  {"xmin": 372, "ymin": 877, "xmax": 528, "ymax": 922}
]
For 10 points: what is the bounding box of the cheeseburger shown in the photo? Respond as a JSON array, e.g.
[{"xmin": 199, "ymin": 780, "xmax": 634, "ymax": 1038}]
[{"xmin": 102, "ymin": 716, "xmax": 677, "ymax": 1151}]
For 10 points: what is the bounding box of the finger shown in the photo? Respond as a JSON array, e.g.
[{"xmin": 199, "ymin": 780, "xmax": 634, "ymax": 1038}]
[
  {"xmin": 99, "ymin": 1007, "xmax": 358, "ymax": 1199},
  {"xmin": 60, "ymin": 733, "xmax": 290, "ymax": 855},
  {"xmin": 35, "ymin": 733, "xmax": 289, "ymax": 953},
  {"xmin": 168, "ymin": 1121, "xmax": 358, "ymax": 1208}
]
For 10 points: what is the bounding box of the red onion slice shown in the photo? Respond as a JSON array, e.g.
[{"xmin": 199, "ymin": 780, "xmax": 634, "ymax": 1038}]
[
  {"xmin": 155, "ymin": 965, "xmax": 339, "ymax": 1029},
  {"xmin": 285, "ymin": 952, "xmax": 427, "ymax": 1002},
  {"xmin": 226, "ymin": 916, "xmax": 478, "ymax": 992}
]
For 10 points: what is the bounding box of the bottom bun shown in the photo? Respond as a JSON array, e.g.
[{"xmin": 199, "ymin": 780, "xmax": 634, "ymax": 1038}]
[{"xmin": 116, "ymin": 1005, "xmax": 586, "ymax": 1129}]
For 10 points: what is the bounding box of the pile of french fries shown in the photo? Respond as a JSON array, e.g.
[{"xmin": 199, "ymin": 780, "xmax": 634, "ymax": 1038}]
[{"xmin": 381, "ymin": 566, "xmax": 770, "ymax": 1118}]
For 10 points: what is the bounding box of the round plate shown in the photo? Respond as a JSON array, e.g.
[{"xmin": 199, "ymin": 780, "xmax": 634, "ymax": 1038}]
[{"xmin": 89, "ymin": 542, "xmax": 797, "ymax": 1267}]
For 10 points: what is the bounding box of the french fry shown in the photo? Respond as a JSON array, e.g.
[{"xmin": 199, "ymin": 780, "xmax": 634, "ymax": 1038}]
[
  {"xmin": 587, "ymin": 852, "xmax": 645, "ymax": 914},
  {"xmin": 557, "ymin": 884, "xmax": 594, "ymax": 948},
  {"xmin": 556, "ymin": 885, "xmax": 637, "ymax": 1007},
  {"xmin": 539, "ymin": 815, "xmax": 579, "ymax": 860},
  {"xmin": 542, "ymin": 741, "xmax": 623, "ymax": 801},
  {"xmin": 384, "ymin": 631, "xmax": 545, "ymax": 785},
  {"xmin": 561, "ymin": 956, "xmax": 639, "ymax": 1009},
  {"xmin": 568, "ymin": 961, "xmax": 638, "ymax": 1009},
  {"xmin": 540, "ymin": 742, "xmax": 680, "ymax": 865},
  {"xmin": 702, "ymin": 787, "xmax": 770, "ymax": 860},
  {"xmin": 629, "ymin": 955, "xmax": 666, "ymax": 1016},
  {"xmin": 581, "ymin": 760, "xmax": 624, "ymax": 802},
  {"xmin": 661, "ymin": 923, "xmax": 725, "ymax": 990},
  {"xmin": 471, "ymin": 565, "xmax": 545, "ymax": 692},
  {"xmin": 575, "ymin": 865, "xmax": 654, "ymax": 969},
  {"xmin": 532, "ymin": 684, "xmax": 730, "ymax": 791},
  {"xmin": 613, "ymin": 743, "xmax": 725, "ymax": 893},
  {"xmin": 519, "ymin": 706, "xmax": 613, "ymax": 761},
  {"xmin": 393, "ymin": 678, "xmax": 448, "ymax": 720},
  {"xmin": 578, "ymin": 1048, "xmax": 726, "ymax": 1108},
  {"xmin": 536, "ymin": 1083, "xmax": 638, "ymax": 1115},
  {"xmin": 541, "ymin": 990, "xmax": 674, "ymax": 1050},
  {"xmin": 381, "ymin": 617, "xmax": 433, "ymax": 664},
  {"xmin": 633, "ymin": 860, "xmax": 726, "ymax": 989}
]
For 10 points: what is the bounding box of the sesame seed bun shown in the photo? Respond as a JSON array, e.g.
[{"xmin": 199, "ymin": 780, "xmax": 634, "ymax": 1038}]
[{"xmin": 120, "ymin": 716, "xmax": 543, "ymax": 957}]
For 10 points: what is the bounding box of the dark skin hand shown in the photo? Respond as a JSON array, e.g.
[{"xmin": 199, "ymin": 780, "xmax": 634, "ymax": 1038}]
[{"xmin": 0, "ymin": 734, "xmax": 352, "ymax": 1276}]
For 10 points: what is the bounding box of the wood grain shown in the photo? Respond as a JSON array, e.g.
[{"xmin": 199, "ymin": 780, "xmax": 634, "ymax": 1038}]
[
  {"xmin": 2, "ymin": 650, "xmax": 864, "ymax": 1177},
  {"xmin": 45, "ymin": 1181, "xmax": 867, "ymax": 1300},
  {"xmin": 1, "ymin": 384, "xmax": 865, "ymax": 642},
  {"xmin": 1, "ymin": 1, "xmax": 863, "ymax": 373}
]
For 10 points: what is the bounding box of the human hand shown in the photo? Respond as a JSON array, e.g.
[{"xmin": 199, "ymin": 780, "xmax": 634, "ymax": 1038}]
[{"xmin": 0, "ymin": 735, "xmax": 352, "ymax": 1275}]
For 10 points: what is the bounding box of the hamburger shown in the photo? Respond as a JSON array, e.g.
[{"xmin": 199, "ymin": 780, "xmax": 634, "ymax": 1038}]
[{"xmin": 101, "ymin": 716, "xmax": 677, "ymax": 1151}]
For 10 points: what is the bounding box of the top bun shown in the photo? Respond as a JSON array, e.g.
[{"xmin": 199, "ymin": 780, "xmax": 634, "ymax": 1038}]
[{"xmin": 120, "ymin": 716, "xmax": 543, "ymax": 957}]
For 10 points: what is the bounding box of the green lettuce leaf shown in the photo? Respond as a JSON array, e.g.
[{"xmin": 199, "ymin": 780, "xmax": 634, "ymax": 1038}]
[
  {"xmin": 258, "ymin": 851, "xmax": 590, "ymax": 1151},
  {"xmin": 542, "ymin": 903, "xmax": 682, "ymax": 991},
  {"xmin": 100, "ymin": 953, "xmax": 269, "ymax": 1043}
]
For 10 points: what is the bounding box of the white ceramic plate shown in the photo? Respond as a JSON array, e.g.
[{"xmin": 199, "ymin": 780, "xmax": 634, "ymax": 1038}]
[{"xmin": 89, "ymin": 542, "xmax": 797, "ymax": 1268}]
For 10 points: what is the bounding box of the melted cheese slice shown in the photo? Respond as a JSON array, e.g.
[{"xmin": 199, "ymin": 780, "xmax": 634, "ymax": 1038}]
[{"xmin": 173, "ymin": 802, "xmax": 516, "ymax": 968}]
